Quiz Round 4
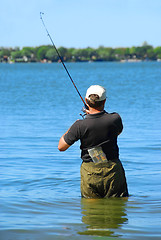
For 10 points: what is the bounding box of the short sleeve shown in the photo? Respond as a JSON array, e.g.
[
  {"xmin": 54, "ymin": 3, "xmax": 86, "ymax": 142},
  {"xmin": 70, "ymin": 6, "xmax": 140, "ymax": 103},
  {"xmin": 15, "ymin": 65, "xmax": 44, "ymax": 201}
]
[
  {"xmin": 64, "ymin": 120, "xmax": 81, "ymax": 146},
  {"xmin": 112, "ymin": 113, "xmax": 123, "ymax": 135},
  {"xmin": 116, "ymin": 114, "xmax": 123, "ymax": 134}
]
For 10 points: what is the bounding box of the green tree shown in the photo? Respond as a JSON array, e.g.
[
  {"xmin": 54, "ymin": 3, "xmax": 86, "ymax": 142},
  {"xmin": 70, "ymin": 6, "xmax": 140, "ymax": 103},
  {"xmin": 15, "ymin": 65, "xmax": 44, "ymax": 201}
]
[
  {"xmin": 21, "ymin": 47, "xmax": 35, "ymax": 57},
  {"xmin": 135, "ymin": 45, "xmax": 153, "ymax": 59},
  {"xmin": 78, "ymin": 48, "xmax": 90, "ymax": 61},
  {"xmin": 114, "ymin": 48, "xmax": 126, "ymax": 60},
  {"xmin": 20, "ymin": 47, "xmax": 36, "ymax": 62},
  {"xmin": 36, "ymin": 45, "xmax": 50, "ymax": 60},
  {"xmin": 11, "ymin": 50, "xmax": 22, "ymax": 60},
  {"xmin": 129, "ymin": 46, "xmax": 137, "ymax": 56},
  {"xmin": 70, "ymin": 48, "xmax": 83, "ymax": 61},
  {"xmin": 125, "ymin": 48, "xmax": 130, "ymax": 57},
  {"xmin": 96, "ymin": 47, "xmax": 114, "ymax": 61},
  {"xmin": 58, "ymin": 47, "xmax": 67, "ymax": 60},
  {"xmin": 154, "ymin": 47, "xmax": 161, "ymax": 59},
  {"xmin": 45, "ymin": 48, "xmax": 58, "ymax": 62},
  {"xmin": 0, "ymin": 51, "xmax": 3, "ymax": 59},
  {"xmin": 147, "ymin": 49, "xmax": 156, "ymax": 60},
  {"xmin": 86, "ymin": 47, "xmax": 97, "ymax": 60},
  {"xmin": 65, "ymin": 48, "xmax": 75, "ymax": 61},
  {"xmin": 0, "ymin": 48, "xmax": 10, "ymax": 57}
]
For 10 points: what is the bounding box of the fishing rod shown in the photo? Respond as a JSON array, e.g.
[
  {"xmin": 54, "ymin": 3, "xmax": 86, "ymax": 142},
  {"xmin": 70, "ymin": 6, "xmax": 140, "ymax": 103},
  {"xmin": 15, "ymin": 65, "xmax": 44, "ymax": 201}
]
[{"xmin": 40, "ymin": 12, "xmax": 88, "ymax": 112}]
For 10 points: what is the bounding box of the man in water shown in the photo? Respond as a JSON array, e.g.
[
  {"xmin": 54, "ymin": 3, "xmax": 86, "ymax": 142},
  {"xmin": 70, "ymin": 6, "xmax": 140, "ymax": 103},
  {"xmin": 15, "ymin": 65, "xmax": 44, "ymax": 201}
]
[{"xmin": 58, "ymin": 85, "xmax": 128, "ymax": 198}]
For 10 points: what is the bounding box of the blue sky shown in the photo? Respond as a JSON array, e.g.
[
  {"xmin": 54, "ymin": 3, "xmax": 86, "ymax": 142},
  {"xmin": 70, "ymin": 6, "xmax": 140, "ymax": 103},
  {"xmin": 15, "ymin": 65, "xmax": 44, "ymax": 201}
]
[{"xmin": 0, "ymin": 0, "xmax": 161, "ymax": 48}]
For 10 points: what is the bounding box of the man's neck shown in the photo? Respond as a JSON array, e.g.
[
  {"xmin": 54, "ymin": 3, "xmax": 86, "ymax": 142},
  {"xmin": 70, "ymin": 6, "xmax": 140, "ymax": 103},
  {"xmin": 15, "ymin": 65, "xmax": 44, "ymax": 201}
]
[{"xmin": 88, "ymin": 108, "xmax": 104, "ymax": 114}]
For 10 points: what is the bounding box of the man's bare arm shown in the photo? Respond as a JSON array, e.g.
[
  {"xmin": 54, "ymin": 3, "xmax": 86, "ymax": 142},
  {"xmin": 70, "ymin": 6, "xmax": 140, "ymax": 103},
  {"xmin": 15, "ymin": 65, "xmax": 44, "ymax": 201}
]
[{"xmin": 58, "ymin": 131, "xmax": 70, "ymax": 151}]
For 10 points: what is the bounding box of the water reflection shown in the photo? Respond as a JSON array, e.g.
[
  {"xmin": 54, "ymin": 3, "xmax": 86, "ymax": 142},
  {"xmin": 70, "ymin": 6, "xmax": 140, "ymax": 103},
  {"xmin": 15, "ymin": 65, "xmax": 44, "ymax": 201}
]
[{"xmin": 79, "ymin": 198, "xmax": 128, "ymax": 237}]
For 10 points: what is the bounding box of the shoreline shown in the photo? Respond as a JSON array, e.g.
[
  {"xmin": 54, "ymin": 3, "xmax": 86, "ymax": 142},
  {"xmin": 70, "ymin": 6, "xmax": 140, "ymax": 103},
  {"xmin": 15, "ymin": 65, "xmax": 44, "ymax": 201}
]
[{"xmin": 1, "ymin": 59, "xmax": 161, "ymax": 64}]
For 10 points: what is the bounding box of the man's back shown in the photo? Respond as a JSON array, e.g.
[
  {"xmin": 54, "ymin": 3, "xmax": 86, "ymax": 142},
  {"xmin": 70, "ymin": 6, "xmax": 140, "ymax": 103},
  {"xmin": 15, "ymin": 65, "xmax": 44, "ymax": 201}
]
[{"xmin": 64, "ymin": 111, "xmax": 123, "ymax": 162}]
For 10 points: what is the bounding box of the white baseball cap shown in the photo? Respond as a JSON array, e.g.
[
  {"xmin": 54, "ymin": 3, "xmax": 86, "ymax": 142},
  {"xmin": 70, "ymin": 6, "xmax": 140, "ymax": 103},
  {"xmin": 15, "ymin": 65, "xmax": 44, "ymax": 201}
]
[{"xmin": 85, "ymin": 85, "xmax": 106, "ymax": 101}]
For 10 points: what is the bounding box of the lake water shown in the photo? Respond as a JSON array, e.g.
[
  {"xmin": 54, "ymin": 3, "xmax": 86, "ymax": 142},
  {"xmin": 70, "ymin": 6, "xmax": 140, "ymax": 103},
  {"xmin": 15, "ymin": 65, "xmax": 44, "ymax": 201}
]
[{"xmin": 0, "ymin": 62, "xmax": 160, "ymax": 240}]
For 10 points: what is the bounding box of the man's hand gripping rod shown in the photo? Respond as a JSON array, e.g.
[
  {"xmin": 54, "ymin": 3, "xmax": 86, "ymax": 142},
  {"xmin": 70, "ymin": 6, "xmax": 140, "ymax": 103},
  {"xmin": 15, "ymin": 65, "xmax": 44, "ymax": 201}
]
[{"xmin": 40, "ymin": 12, "xmax": 88, "ymax": 115}]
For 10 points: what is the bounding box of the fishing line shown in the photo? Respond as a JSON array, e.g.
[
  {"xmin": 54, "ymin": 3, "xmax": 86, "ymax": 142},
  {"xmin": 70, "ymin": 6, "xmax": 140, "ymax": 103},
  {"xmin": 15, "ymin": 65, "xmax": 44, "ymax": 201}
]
[{"xmin": 40, "ymin": 12, "xmax": 87, "ymax": 109}]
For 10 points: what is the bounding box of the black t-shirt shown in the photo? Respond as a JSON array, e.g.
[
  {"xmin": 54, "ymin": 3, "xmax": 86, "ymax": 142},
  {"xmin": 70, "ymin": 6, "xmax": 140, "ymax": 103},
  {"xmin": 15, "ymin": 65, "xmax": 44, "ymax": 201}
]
[{"xmin": 64, "ymin": 110, "xmax": 123, "ymax": 162}]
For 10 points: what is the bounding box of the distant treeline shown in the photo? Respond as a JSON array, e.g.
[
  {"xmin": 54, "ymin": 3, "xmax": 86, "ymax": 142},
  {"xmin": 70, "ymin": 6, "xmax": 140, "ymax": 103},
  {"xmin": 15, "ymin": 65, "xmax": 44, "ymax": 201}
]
[{"xmin": 1, "ymin": 42, "xmax": 161, "ymax": 63}]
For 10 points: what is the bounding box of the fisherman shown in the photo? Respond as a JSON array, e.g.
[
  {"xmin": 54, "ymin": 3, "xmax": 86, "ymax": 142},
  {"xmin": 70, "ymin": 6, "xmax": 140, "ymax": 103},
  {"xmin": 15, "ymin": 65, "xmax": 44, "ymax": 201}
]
[{"xmin": 58, "ymin": 85, "xmax": 128, "ymax": 198}]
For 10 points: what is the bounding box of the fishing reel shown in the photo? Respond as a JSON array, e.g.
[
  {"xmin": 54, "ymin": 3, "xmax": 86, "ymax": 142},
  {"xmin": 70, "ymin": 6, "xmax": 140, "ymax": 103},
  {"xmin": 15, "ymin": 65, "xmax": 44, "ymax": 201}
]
[{"xmin": 80, "ymin": 104, "xmax": 89, "ymax": 119}]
